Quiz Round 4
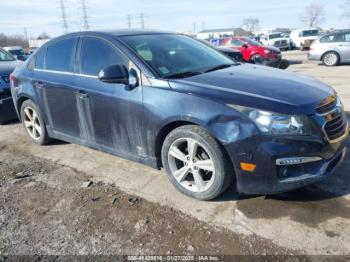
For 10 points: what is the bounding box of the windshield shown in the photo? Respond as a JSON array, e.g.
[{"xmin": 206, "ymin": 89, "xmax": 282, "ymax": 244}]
[
  {"xmin": 269, "ymin": 33, "xmax": 283, "ymax": 39},
  {"xmin": 120, "ymin": 34, "xmax": 234, "ymax": 78},
  {"xmin": 0, "ymin": 49, "xmax": 15, "ymax": 61},
  {"xmin": 242, "ymin": 37, "xmax": 263, "ymax": 46},
  {"xmin": 302, "ymin": 30, "xmax": 319, "ymax": 37}
]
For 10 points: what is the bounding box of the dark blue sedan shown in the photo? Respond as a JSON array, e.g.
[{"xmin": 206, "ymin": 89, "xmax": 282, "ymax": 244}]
[{"xmin": 10, "ymin": 30, "xmax": 348, "ymax": 200}]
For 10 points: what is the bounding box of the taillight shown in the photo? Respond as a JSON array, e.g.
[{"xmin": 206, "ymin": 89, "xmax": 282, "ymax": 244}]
[{"xmin": 10, "ymin": 74, "xmax": 18, "ymax": 88}]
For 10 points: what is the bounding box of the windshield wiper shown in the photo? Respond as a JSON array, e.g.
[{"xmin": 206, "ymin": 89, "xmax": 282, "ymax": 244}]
[
  {"xmin": 164, "ymin": 71, "xmax": 202, "ymax": 79},
  {"xmin": 204, "ymin": 63, "xmax": 235, "ymax": 73}
]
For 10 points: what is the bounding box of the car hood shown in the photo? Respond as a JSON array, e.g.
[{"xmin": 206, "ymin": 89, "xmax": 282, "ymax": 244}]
[
  {"xmin": 168, "ymin": 63, "xmax": 334, "ymax": 115},
  {"xmin": 264, "ymin": 45, "xmax": 280, "ymax": 53},
  {"xmin": 0, "ymin": 60, "xmax": 23, "ymax": 75},
  {"xmin": 270, "ymin": 37, "xmax": 289, "ymax": 42}
]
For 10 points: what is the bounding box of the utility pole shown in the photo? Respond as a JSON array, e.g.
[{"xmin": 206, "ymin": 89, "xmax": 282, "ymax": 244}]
[
  {"xmin": 127, "ymin": 14, "xmax": 132, "ymax": 29},
  {"xmin": 59, "ymin": 0, "xmax": 69, "ymax": 33},
  {"xmin": 23, "ymin": 27, "xmax": 28, "ymax": 41},
  {"xmin": 81, "ymin": 0, "xmax": 89, "ymax": 30},
  {"xmin": 23, "ymin": 27, "xmax": 29, "ymax": 48},
  {"xmin": 193, "ymin": 22, "xmax": 197, "ymax": 34},
  {"xmin": 201, "ymin": 21, "xmax": 205, "ymax": 31},
  {"xmin": 139, "ymin": 13, "xmax": 145, "ymax": 29}
]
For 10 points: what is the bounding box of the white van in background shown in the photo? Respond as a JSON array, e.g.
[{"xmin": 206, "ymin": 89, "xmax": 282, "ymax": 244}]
[{"xmin": 290, "ymin": 29, "xmax": 320, "ymax": 51}]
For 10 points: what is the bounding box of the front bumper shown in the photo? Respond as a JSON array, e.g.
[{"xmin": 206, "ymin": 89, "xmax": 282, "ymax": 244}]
[
  {"xmin": 226, "ymin": 128, "xmax": 348, "ymax": 195},
  {"xmin": 0, "ymin": 95, "xmax": 18, "ymax": 124},
  {"xmin": 263, "ymin": 56, "xmax": 282, "ymax": 68}
]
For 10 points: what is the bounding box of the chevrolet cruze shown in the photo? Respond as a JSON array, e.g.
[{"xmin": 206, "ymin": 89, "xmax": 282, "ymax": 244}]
[{"xmin": 10, "ymin": 30, "xmax": 348, "ymax": 200}]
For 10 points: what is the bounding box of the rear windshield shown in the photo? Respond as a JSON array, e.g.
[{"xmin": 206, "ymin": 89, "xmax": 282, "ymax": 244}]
[
  {"xmin": 269, "ymin": 33, "xmax": 283, "ymax": 39},
  {"xmin": 302, "ymin": 30, "xmax": 319, "ymax": 37}
]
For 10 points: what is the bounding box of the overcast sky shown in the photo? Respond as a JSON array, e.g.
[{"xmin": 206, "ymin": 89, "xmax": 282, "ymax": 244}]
[{"xmin": 0, "ymin": 0, "xmax": 348, "ymax": 38}]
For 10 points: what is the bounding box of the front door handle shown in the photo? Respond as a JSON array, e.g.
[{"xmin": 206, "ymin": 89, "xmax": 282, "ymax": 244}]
[
  {"xmin": 35, "ymin": 81, "xmax": 45, "ymax": 89},
  {"xmin": 78, "ymin": 90, "xmax": 89, "ymax": 99}
]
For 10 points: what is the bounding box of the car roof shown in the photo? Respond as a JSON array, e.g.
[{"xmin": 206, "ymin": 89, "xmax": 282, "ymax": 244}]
[
  {"xmin": 103, "ymin": 29, "xmax": 176, "ymax": 36},
  {"xmin": 57, "ymin": 29, "xmax": 176, "ymax": 38},
  {"xmin": 3, "ymin": 46, "xmax": 23, "ymax": 50}
]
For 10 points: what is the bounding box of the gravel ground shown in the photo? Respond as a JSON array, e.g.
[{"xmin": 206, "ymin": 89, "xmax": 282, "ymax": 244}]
[{"xmin": 0, "ymin": 144, "xmax": 295, "ymax": 257}]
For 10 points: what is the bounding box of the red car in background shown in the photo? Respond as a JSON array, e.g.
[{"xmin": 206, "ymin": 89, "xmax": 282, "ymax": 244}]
[{"xmin": 210, "ymin": 36, "xmax": 282, "ymax": 68}]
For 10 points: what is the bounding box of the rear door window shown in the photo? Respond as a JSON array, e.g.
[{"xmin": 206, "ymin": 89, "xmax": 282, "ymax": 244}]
[
  {"xmin": 46, "ymin": 38, "xmax": 76, "ymax": 72},
  {"xmin": 345, "ymin": 33, "xmax": 350, "ymax": 42},
  {"xmin": 80, "ymin": 37, "xmax": 127, "ymax": 76},
  {"xmin": 34, "ymin": 48, "xmax": 45, "ymax": 69},
  {"xmin": 333, "ymin": 33, "xmax": 346, "ymax": 42}
]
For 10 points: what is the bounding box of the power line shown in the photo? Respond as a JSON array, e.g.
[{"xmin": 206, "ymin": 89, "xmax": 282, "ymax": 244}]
[
  {"xmin": 81, "ymin": 0, "xmax": 89, "ymax": 30},
  {"xmin": 59, "ymin": 0, "xmax": 69, "ymax": 33}
]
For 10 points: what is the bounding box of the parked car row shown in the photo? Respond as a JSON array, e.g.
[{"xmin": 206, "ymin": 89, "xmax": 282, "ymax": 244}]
[
  {"xmin": 209, "ymin": 36, "xmax": 282, "ymax": 68},
  {"xmin": 8, "ymin": 30, "xmax": 348, "ymax": 200}
]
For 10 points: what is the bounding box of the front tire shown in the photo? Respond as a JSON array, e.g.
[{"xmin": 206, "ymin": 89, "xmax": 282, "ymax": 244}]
[
  {"xmin": 161, "ymin": 125, "xmax": 234, "ymax": 200},
  {"xmin": 20, "ymin": 100, "xmax": 51, "ymax": 145},
  {"xmin": 250, "ymin": 55, "xmax": 263, "ymax": 64},
  {"xmin": 322, "ymin": 52, "xmax": 339, "ymax": 66}
]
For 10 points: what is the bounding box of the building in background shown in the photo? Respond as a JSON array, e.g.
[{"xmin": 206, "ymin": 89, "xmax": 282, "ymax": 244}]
[
  {"xmin": 196, "ymin": 28, "xmax": 248, "ymax": 40},
  {"xmin": 28, "ymin": 39, "xmax": 50, "ymax": 49}
]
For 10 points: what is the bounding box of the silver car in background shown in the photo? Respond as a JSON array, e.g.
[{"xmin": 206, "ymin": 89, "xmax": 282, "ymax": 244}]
[{"xmin": 308, "ymin": 30, "xmax": 350, "ymax": 66}]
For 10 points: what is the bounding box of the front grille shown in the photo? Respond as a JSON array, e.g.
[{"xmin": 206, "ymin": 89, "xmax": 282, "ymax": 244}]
[
  {"xmin": 315, "ymin": 95, "xmax": 337, "ymax": 115},
  {"xmin": 324, "ymin": 112, "xmax": 347, "ymax": 141},
  {"xmin": 274, "ymin": 40, "xmax": 287, "ymax": 46},
  {"xmin": 1, "ymin": 75, "xmax": 10, "ymax": 84},
  {"xmin": 316, "ymin": 95, "xmax": 347, "ymax": 142}
]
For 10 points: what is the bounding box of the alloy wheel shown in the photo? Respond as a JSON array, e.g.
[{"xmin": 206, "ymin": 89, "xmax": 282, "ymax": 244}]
[
  {"xmin": 324, "ymin": 53, "xmax": 338, "ymax": 66},
  {"xmin": 23, "ymin": 106, "xmax": 42, "ymax": 140},
  {"xmin": 168, "ymin": 137, "xmax": 216, "ymax": 193}
]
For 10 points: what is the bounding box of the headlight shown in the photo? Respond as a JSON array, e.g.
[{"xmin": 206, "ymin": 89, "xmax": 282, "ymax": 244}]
[
  {"xmin": 264, "ymin": 49, "xmax": 272, "ymax": 54},
  {"xmin": 229, "ymin": 105, "xmax": 311, "ymax": 135}
]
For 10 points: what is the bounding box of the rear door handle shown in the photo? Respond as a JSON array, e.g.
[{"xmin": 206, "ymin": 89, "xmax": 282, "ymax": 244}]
[{"xmin": 78, "ymin": 90, "xmax": 89, "ymax": 99}]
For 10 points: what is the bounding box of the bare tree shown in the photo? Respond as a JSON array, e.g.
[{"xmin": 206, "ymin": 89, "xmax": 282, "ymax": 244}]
[
  {"xmin": 37, "ymin": 32, "xmax": 51, "ymax": 40},
  {"xmin": 0, "ymin": 33, "xmax": 29, "ymax": 48},
  {"xmin": 241, "ymin": 18, "xmax": 260, "ymax": 33},
  {"xmin": 342, "ymin": 0, "xmax": 350, "ymax": 26},
  {"xmin": 300, "ymin": 3, "xmax": 326, "ymax": 28}
]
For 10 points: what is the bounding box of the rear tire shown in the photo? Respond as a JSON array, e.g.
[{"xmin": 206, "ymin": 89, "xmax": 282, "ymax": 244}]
[
  {"xmin": 20, "ymin": 100, "xmax": 52, "ymax": 145},
  {"xmin": 161, "ymin": 125, "xmax": 234, "ymax": 200},
  {"xmin": 322, "ymin": 52, "xmax": 339, "ymax": 66}
]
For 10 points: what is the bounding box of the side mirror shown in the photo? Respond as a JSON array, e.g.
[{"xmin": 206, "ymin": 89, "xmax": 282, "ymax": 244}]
[
  {"xmin": 242, "ymin": 44, "xmax": 248, "ymax": 49},
  {"xmin": 98, "ymin": 64, "xmax": 129, "ymax": 85}
]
